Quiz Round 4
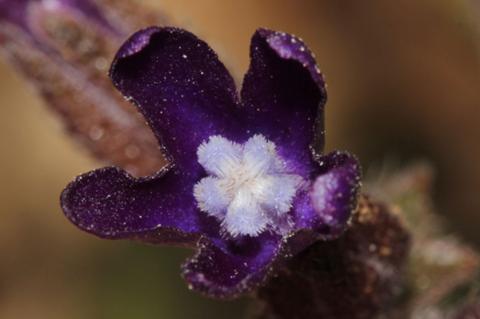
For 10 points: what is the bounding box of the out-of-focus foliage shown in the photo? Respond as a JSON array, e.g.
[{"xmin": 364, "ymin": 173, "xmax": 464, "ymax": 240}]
[
  {"xmin": 367, "ymin": 164, "xmax": 480, "ymax": 319},
  {"xmin": 0, "ymin": 0, "xmax": 168, "ymax": 177}
]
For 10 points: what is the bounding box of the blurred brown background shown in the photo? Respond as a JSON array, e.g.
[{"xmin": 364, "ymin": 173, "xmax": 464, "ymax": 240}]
[{"xmin": 1, "ymin": 0, "xmax": 480, "ymax": 318}]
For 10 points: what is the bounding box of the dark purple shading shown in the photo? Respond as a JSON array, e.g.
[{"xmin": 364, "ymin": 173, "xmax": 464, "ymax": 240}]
[
  {"xmin": 0, "ymin": 0, "xmax": 30, "ymax": 27},
  {"xmin": 182, "ymin": 234, "xmax": 282, "ymax": 298},
  {"xmin": 293, "ymin": 151, "xmax": 361, "ymax": 239},
  {"xmin": 179, "ymin": 151, "xmax": 360, "ymax": 297},
  {"xmin": 110, "ymin": 27, "xmax": 245, "ymax": 177},
  {"xmin": 241, "ymin": 29, "xmax": 327, "ymax": 177},
  {"xmin": 60, "ymin": 26, "xmax": 362, "ymax": 298},
  {"xmin": 61, "ymin": 166, "xmax": 219, "ymax": 245}
]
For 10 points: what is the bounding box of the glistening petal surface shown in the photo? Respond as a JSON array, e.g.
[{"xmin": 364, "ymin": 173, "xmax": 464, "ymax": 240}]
[
  {"xmin": 57, "ymin": 25, "xmax": 363, "ymax": 299},
  {"xmin": 241, "ymin": 29, "xmax": 327, "ymax": 177},
  {"xmin": 61, "ymin": 167, "xmax": 219, "ymax": 245},
  {"xmin": 182, "ymin": 234, "xmax": 281, "ymax": 298},
  {"xmin": 110, "ymin": 27, "xmax": 244, "ymax": 175},
  {"xmin": 293, "ymin": 151, "xmax": 361, "ymax": 239}
]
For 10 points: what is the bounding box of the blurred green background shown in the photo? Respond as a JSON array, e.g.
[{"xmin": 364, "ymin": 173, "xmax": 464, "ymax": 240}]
[{"xmin": 1, "ymin": 0, "xmax": 480, "ymax": 318}]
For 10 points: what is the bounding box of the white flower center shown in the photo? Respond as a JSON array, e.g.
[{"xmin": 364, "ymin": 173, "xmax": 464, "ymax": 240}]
[{"xmin": 193, "ymin": 134, "xmax": 304, "ymax": 237}]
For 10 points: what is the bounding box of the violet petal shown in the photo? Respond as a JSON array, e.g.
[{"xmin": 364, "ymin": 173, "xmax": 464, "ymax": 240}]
[
  {"xmin": 61, "ymin": 166, "xmax": 219, "ymax": 245},
  {"xmin": 293, "ymin": 151, "xmax": 361, "ymax": 239},
  {"xmin": 110, "ymin": 27, "xmax": 244, "ymax": 175},
  {"xmin": 241, "ymin": 28, "xmax": 327, "ymax": 176},
  {"xmin": 182, "ymin": 233, "xmax": 282, "ymax": 298}
]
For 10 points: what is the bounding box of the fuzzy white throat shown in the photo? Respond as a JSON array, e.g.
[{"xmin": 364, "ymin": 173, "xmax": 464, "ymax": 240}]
[{"xmin": 194, "ymin": 134, "xmax": 303, "ymax": 237}]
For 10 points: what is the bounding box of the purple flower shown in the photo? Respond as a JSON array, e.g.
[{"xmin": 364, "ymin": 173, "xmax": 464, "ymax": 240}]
[{"xmin": 61, "ymin": 27, "xmax": 361, "ymax": 298}]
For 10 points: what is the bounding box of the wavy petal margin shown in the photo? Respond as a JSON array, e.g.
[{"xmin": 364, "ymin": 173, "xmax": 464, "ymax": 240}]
[
  {"xmin": 182, "ymin": 234, "xmax": 282, "ymax": 298},
  {"xmin": 110, "ymin": 27, "xmax": 245, "ymax": 175},
  {"xmin": 58, "ymin": 26, "xmax": 362, "ymax": 298},
  {"xmin": 293, "ymin": 151, "xmax": 362, "ymax": 239},
  {"xmin": 61, "ymin": 166, "xmax": 220, "ymax": 245},
  {"xmin": 241, "ymin": 28, "xmax": 327, "ymax": 176}
]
